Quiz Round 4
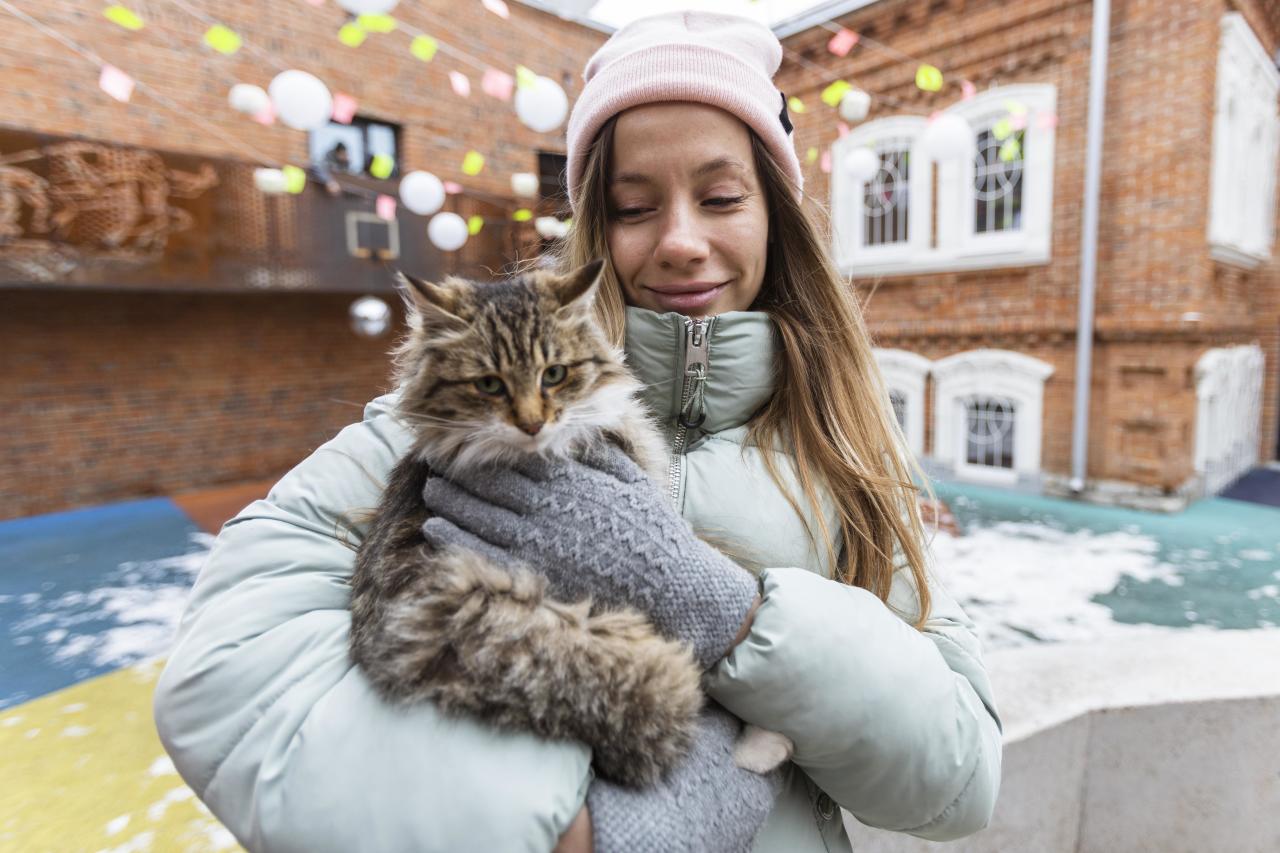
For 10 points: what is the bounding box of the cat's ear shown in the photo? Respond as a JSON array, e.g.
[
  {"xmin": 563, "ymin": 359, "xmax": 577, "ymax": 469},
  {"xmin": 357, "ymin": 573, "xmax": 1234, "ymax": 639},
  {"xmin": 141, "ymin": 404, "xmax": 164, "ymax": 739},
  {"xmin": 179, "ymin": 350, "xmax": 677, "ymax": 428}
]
[
  {"xmin": 548, "ymin": 258, "xmax": 605, "ymax": 311},
  {"xmin": 393, "ymin": 271, "xmax": 469, "ymax": 331}
]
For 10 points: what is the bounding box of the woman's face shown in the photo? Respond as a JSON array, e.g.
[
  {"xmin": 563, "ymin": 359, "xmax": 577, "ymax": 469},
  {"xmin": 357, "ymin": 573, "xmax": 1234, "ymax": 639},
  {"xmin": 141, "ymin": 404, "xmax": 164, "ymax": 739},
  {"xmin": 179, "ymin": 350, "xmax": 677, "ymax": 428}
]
[{"xmin": 605, "ymin": 102, "xmax": 770, "ymax": 318}]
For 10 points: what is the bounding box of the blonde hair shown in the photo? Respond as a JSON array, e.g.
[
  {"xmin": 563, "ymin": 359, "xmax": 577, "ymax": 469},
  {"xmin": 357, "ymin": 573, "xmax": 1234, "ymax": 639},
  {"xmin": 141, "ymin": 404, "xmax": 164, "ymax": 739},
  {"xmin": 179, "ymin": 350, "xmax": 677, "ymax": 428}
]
[{"xmin": 554, "ymin": 116, "xmax": 933, "ymax": 629}]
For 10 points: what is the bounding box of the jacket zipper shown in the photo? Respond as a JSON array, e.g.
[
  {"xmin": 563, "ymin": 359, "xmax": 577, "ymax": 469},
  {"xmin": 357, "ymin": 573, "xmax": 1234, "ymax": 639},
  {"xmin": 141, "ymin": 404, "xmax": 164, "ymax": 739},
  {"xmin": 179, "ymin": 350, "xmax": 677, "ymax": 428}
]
[{"xmin": 667, "ymin": 317, "xmax": 712, "ymax": 506}]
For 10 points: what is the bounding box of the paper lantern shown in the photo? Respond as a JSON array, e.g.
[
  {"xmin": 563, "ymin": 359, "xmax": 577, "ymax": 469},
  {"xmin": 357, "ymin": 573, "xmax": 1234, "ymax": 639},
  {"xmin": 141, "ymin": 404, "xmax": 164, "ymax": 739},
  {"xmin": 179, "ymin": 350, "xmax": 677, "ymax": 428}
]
[
  {"xmin": 839, "ymin": 89, "xmax": 871, "ymax": 123},
  {"xmin": 229, "ymin": 83, "xmax": 270, "ymax": 115},
  {"xmin": 844, "ymin": 147, "xmax": 881, "ymax": 183},
  {"xmin": 428, "ymin": 212, "xmax": 468, "ymax": 251},
  {"xmin": 350, "ymin": 296, "xmax": 392, "ymax": 338},
  {"xmin": 398, "ymin": 170, "xmax": 445, "ymax": 216},
  {"xmin": 336, "ymin": 0, "xmax": 398, "ymax": 13},
  {"xmin": 534, "ymin": 216, "xmax": 568, "ymax": 240},
  {"xmin": 254, "ymin": 168, "xmax": 288, "ymax": 194},
  {"xmin": 514, "ymin": 75, "xmax": 568, "ymax": 133},
  {"xmin": 511, "ymin": 172, "xmax": 539, "ymax": 198},
  {"xmin": 268, "ymin": 70, "xmax": 333, "ymax": 131},
  {"xmin": 919, "ymin": 113, "xmax": 972, "ymax": 162}
]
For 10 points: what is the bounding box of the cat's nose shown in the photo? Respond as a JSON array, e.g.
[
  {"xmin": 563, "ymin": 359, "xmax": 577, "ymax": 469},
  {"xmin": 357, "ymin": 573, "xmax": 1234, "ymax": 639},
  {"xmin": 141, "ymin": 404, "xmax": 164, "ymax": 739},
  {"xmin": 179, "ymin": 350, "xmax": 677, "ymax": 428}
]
[{"xmin": 518, "ymin": 420, "xmax": 544, "ymax": 436}]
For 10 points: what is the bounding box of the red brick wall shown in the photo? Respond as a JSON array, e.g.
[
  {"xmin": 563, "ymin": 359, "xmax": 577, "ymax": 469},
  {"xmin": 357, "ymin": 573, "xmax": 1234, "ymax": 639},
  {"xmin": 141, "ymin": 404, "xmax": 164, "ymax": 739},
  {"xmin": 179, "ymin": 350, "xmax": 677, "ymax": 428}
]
[
  {"xmin": 779, "ymin": 0, "xmax": 1280, "ymax": 489},
  {"xmin": 1, "ymin": 289, "xmax": 405, "ymax": 517}
]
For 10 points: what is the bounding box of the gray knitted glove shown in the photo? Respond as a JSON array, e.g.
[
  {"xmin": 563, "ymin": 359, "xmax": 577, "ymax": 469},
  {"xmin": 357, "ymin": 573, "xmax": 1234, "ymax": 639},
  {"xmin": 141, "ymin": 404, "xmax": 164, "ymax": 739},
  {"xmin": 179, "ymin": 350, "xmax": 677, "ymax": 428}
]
[
  {"xmin": 587, "ymin": 702, "xmax": 784, "ymax": 853},
  {"xmin": 420, "ymin": 445, "xmax": 759, "ymax": 669}
]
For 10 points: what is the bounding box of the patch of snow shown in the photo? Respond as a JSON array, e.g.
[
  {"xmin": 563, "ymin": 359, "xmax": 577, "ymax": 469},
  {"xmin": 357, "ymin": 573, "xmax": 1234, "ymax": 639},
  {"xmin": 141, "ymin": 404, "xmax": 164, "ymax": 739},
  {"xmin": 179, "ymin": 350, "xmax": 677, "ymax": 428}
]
[
  {"xmin": 94, "ymin": 830, "xmax": 154, "ymax": 853},
  {"xmin": 60, "ymin": 702, "xmax": 86, "ymax": 713},
  {"xmin": 147, "ymin": 755, "xmax": 176, "ymax": 777},
  {"xmin": 60, "ymin": 725, "xmax": 93, "ymax": 737},
  {"xmin": 105, "ymin": 815, "xmax": 130, "ymax": 836},
  {"xmin": 1240, "ymin": 548, "xmax": 1276, "ymax": 561},
  {"xmin": 1, "ymin": 716, "xmax": 22, "ymax": 727},
  {"xmin": 146, "ymin": 786, "xmax": 194, "ymax": 822}
]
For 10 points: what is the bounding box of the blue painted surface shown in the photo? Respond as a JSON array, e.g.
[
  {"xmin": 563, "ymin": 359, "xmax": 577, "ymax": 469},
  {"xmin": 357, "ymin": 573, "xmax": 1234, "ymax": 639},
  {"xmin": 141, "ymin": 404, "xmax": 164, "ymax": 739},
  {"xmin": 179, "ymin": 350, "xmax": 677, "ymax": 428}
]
[
  {"xmin": 932, "ymin": 479, "xmax": 1280, "ymax": 631},
  {"xmin": 0, "ymin": 498, "xmax": 207, "ymax": 709}
]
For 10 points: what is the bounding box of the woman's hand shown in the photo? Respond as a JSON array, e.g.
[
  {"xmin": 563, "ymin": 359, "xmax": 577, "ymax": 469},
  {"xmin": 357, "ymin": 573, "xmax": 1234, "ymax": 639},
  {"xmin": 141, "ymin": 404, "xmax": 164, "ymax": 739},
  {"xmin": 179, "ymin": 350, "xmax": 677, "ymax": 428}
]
[{"xmin": 420, "ymin": 445, "xmax": 760, "ymax": 669}]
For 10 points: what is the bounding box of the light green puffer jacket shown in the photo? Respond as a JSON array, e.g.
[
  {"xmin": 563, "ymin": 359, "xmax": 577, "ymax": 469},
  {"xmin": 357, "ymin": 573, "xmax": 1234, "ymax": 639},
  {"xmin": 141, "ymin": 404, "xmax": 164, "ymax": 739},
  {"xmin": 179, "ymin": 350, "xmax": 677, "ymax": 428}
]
[{"xmin": 154, "ymin": 306, "xmax": 1002, "ymax": 853}]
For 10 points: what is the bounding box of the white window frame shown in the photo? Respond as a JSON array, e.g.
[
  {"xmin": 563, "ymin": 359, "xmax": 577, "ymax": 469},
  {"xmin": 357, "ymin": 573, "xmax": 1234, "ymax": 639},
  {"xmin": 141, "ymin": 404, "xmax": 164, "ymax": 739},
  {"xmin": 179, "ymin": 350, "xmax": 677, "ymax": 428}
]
[
  {"xmin": 1208, "ymin": 13, "xmax": 1280, "ymax": 268},
  {"xmin": 932, "ymin": 349, "xmax": 1054, "ymax": 485},
  {"xmin": 833, "ymin": 84, "xmax": 1057, "ymax": 277},
  {"xmin": 1194, "ymin": 344, "xmax": 1264, "ymax": 494},
  {"xmin": 873, "ymin": 348, "xmax": 932, "ymax": 457}
]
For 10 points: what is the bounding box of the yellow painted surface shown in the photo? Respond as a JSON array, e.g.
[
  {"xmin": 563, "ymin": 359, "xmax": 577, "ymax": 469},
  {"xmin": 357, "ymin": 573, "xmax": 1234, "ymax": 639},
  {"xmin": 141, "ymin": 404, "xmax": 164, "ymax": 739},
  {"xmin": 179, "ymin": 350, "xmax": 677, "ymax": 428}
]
[{"xmin": 0, "ymin": 661, "xmax": 243, "ymax": 853}]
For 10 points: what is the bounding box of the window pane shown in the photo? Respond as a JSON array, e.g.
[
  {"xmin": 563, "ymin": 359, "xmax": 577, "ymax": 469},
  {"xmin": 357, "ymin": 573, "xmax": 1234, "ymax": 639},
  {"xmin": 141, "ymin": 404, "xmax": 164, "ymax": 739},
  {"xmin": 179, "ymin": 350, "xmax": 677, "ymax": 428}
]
[
  {"xmin": 965, "ymin": 396, "xmax": 1016, "ymax": 469},
  {"xmin": 889, "ymin": 390, "xmax": 907, "ymax": 431},
  {"xmin": 863, "ymin": 141, "xmax": 910, "ymax": 246},
  {"xmin": 973, "ymin": 128, "xmax": 1024, "ymax": 234}
]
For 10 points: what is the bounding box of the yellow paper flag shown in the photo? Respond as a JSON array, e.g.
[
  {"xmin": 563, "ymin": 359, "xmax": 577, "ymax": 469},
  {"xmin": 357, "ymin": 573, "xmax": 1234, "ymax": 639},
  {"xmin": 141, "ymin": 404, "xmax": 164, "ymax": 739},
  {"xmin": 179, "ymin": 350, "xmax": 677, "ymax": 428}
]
[
  {"xmin": 411, "ymin": 35, "xmax": 438, "ymax": 62},
  {"xmin": 358, "ymin": 14, "xmax": 397, "ymax": 33},
  {"xmin": 461, "ymin": 151, "xmax": 485, "ymax": 176},
  {"xmin": 282, "ymin": 165, "xmax": 307, "ymax": 194},
  {"xmin": 204, "ymin": 25, "xmax": 241, "ymax": 55},
  {"xmin": 370, "ymin": 154, "xmax": 395, "ymax": 180},
  {"xmin": 821, "ymin": 80, "xmax": 852, "ymax": 108},
  {"xmin": 339, "ymin": 23, "xmax": 366, "ymax": 47},
  {"xmin": 992, "ymin": 116, "xmax": 1014, "ymax": 141},
  {"xmin": 512, "ymin": 208, "xmax": 533, "ymax": 222},
  {"xmin": 104, "ymin": 6, "xmax": 144, "ymax": 31},
  {"xmin": 998, "ymin": 137, "xmax": 1021, "ymax": 162},
  {"xmin": 805, "ymin": 146, "xmax": 819, "ymax": 164},
  {"xmin": 787, "ymin": 96, "xmax": 806, "ymax": 114},
  {"xmin": 515, "ymin": 65, "xmax": 537, "ymax": 90},
  {"xmin": 467, "ymin": 215, "xmax": 485, "ymax": 235},
  {"xmin": 914, "ymin": 64, "xmax": 943, "ymax": 92}
]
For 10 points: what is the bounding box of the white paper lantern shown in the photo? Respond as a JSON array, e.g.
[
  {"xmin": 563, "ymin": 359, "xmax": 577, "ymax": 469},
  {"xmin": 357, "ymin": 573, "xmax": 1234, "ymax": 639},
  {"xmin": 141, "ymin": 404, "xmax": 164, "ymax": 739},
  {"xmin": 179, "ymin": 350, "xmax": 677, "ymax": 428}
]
[
  {"xmin": 428, "ymin": 212, "xmax": 468, "ymax": 251},
  {"xmin": 349, "ymin": 296, "xmax": 392, "ymax": 337},
  {"xmin": 534, "ymin": 216, "xmax": 568, "ymax": 240},
  {"xmin": 268, "ymin": 70, "xmax": 333, "ymax": 131},
  {"xmin": 919, "ymin": 113, "xmax": 972, "ymax": 161},
  {"xmin": 844, "ymin": 147, "xmax": 881, "ymax": 183},
  {"xmin": 253, "ymin": 168, "xmax": 288, "ymax": 194},
  {"xmin": 399, "ymin": 171, "xmax": 446, "ymax": 216},
  {"xmin": 229, "ymin": 83, "xmax": 270, "ymax": 115},
  {"xmin": 336, "ymin": 0, "xmax": 399, "ymax": 13},
  {"xmin": 514, "ymin": 76, "xmax": 568, "ymax": 133},
  {"xmin": 839, "ymin": 89, "xmax": 871, "ymax": 123},
  {"xmin": 511, "ymin": 172, "xmax": 540, "ymax": 198}
]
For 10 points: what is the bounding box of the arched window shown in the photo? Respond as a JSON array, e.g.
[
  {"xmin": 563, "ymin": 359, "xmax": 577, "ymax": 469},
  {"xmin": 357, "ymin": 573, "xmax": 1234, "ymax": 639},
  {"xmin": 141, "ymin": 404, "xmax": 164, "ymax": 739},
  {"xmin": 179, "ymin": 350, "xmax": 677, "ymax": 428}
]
[
  {"xmin": 832, "ymin": 116, "xmax": 929, "ymax": 270},
  {"xmin": 932, "ymin": 349, "xmax": 1054, "ymax": 484},
  {"xmin": 873, "ymin": 349, "xmax": 932, "ymax": 457}
]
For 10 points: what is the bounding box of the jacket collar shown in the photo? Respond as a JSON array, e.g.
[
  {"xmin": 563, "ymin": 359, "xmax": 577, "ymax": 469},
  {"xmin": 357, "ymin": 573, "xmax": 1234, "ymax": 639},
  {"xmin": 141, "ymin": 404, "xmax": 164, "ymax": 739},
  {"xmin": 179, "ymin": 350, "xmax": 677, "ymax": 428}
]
[{"xmin": 623, "ymin": 306, "xmax": 777, "ymax": 435}]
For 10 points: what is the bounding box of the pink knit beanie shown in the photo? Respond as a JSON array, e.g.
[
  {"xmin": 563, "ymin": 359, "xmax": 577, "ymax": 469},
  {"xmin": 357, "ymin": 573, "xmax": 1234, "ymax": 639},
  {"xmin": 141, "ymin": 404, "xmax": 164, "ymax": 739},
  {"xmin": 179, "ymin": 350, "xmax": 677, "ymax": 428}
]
[{"xmin": 565, "ymin": 10, "xmax": 804, "ymax": 212}]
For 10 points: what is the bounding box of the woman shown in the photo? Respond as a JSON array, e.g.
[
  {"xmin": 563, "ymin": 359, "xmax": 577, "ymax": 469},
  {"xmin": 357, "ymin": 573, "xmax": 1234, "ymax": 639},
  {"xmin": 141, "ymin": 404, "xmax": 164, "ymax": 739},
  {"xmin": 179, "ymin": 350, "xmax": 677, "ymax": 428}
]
[{"xmin": 153, "ymin": 11, "xmax": 1001, "ymax": 853}]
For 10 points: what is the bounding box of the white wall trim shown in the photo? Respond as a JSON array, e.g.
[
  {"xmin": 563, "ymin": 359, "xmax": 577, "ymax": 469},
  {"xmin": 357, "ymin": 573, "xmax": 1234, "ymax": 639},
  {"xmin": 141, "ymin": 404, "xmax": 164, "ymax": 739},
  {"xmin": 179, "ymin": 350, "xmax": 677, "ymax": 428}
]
[
  {"xmin": 1194, "ymin": 344, "xmax": 1264, "ymax": 494},
  {"xmin": 873, "ymin": 348, "xmax": 932, "ymax": 456}
]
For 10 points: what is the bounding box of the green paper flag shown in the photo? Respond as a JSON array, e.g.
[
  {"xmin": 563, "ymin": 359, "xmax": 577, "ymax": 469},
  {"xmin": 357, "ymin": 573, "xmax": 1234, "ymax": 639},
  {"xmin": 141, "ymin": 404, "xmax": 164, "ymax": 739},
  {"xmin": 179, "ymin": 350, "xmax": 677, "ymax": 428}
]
[
  {"xmin": 915, "ymin": 64, "xmax": 943, "ymax": 92},
  {"xmin": 339, "ymin": 23, "xmax": 366, "ymax": 47},
  {"xmin": 787, "ymin": 96, "xmax": 806, "ymax": 114},
  {"xmin": 204, "ymin": 25, "xmax": 241, "ymax": 55},
  {"xmin": 512, "ymin": 208, "xmax": 532, "ymax": 222},
  {"xmin": 467, "ymin": 215, "xmax": 485, "ymax": 235},
  {"xmin": 104, "ymin": 6, "xmax": 144, "ymax": 31},
  {"xmin": 282, "ymin": 165, "xmax": 306, "ymax": 194},
  {"xmin": 805, "ymin": 146, "xmax": 819, "ymax": 164},
  {"xmin": 411, "ymin": 35, "xmax": 438, "ymax": 62},
  {"xmin": 370, "ymin": 154, "xmax": 395, "ymax": 180},
  {"xmin": 992, "ymin": 116, "xmax": 1014, "ymax": 141},
  {"xmin": 998, "ymin": 137, "xmax": 1021, "ymax": 162},
  {"xmin": 358, "ymin": 14, "xmax": 397, "ymax": 33},
  {"xmin": 515, "ymin": 65, "xmax": 537, "ymax": 90},
  {"xmin": 461, "ymin": 150, "xmax": 485, "ymax": 176},
  {"xmin": 821, "ymin": 80, "xmax": 852, "ymax": 108}
]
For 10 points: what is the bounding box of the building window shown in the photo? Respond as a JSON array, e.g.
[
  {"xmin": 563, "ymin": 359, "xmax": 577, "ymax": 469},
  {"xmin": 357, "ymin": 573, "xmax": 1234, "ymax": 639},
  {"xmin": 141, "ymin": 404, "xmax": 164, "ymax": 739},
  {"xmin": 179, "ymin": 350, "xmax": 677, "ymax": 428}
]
[
  {"xmin": 833, "ymin": 84, "xmax": 1055, "ymax": 276},
  {"xmin": 865, "ymin": 145, "xmax": 911, "ymax": 246},
  {"xmin": 973, "ymin": 129, "xmax": 1024, "ymax": 234},
  {"xmin": 1208, "ymin": 13, "xmax": 1279, "ymax": 267},
  {"xmin": 873, "ymin": 349, "xmax": 932, "ymax": 457},
  {"xmin": 538, "ymin": 150, "xmax": 569, "ymax": 214},
  {"xmin": 931, "ymin": 349, "xmax": 1053, "ymax": 484},
  {"xmin": 964, "ymin": 396, "xmax": 1016, "ymax": 469},
  {"xmin": 309, "ymin": 116, "xmax": 402, "ymax": 182},
  {"xmin": 1194, "ymin": 344, "xmax": 1264, "ymax": 494}
]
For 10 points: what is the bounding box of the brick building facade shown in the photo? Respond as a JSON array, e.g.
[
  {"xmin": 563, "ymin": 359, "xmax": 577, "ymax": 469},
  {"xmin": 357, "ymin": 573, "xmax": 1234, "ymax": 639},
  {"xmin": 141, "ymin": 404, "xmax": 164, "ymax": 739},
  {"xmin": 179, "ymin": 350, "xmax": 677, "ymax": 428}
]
[{"xmin": 776, "ymin": 0, "xmax": 1280, "ymax": 507}]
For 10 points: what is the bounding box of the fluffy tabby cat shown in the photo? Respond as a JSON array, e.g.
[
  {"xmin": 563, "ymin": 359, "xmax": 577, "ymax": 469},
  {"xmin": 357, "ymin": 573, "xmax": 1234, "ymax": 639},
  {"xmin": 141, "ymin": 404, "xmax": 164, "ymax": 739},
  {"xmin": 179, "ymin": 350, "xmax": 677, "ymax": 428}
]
[{"xmin": 348, "ymin": 259, "xmax": 791, "ymax": 787}]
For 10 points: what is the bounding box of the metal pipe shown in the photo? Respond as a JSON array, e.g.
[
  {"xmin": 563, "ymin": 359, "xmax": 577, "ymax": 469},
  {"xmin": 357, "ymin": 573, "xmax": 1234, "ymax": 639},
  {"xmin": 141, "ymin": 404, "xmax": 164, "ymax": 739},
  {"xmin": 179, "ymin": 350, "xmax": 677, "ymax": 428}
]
[{"xmin": 1071, "ymin": 0, "xmax": 1112, "ymax": 492}]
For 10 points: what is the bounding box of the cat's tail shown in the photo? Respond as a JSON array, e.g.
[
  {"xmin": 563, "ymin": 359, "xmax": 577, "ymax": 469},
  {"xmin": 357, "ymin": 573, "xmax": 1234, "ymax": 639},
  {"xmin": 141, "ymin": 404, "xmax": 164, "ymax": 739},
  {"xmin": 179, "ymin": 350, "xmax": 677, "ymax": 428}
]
[{"xmin": 351, "ymin": 545, "xmax": 703, "ymax": 788}]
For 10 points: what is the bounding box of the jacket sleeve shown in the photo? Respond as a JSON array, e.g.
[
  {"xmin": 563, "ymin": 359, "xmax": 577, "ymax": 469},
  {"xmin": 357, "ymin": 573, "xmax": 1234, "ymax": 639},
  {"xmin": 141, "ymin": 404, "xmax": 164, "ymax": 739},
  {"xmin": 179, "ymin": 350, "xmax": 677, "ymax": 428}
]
[
  {"xmin": 703, "ymin": 553, "xmax": 1003, "ymax": 842},
  {"xmin": 153, "ymin": 394, "xmax": 591, "ymax": 853}
]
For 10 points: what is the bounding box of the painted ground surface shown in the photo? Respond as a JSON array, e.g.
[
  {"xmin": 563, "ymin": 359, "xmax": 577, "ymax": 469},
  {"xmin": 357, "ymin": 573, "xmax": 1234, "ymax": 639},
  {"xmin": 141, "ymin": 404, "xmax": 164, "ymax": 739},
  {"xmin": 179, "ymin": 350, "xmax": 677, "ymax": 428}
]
[{"xmin": 1, "ymin": 478, "xmax": 1277, "ymax": 851}]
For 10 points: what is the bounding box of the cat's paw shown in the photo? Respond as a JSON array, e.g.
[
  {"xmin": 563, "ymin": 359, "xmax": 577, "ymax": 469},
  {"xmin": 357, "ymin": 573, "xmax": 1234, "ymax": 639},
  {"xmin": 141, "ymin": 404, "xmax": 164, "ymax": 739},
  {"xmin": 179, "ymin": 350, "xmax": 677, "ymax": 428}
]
[{"xmin": 732, "ymin": 725, "xmax": 794, "ymax": 774}]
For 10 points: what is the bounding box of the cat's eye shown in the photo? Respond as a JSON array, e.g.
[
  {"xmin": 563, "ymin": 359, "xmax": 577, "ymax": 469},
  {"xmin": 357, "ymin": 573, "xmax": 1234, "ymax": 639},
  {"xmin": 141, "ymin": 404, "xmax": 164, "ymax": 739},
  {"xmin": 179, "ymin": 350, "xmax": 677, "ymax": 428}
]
[
  {"xmin": 541, "ymin": 365, "xmax": 568, "ymax": 387},
  {"xmin": 474, "ymin": 376, "xmax": 506, "ymax": 396}
]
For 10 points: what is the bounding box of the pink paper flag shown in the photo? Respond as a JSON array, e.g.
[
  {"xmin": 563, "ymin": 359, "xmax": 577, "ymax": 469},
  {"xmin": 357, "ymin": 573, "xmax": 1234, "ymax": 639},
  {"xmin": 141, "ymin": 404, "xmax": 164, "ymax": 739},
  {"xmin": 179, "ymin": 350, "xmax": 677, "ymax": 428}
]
[
  {"xmin": 305, "ymin": 0, "xmax": 324, "ymax": 5},
  {"xmin": 482, "ymin": 0, "xmax": 510, "ymax": 19},
  {"xmin": 827, "ymin": 28, "xmax": 859, "ymax": 57},
  {"xmin": 252, "ymin": 102, "xmax": 275, "ymax": 125},
  {"xmin": 443, "ymin": 181, "xmax": 463, "ymax": 194},
  {"xmin": 481, "ymin": 68, "xmax": 514, "ymax": 101},
  {"xmin": 961, "ymin": 80, "xmax": 977, "ymax": 101},
  {"xmin": 449, "ymin": 71, "xmax": 471, "ymax": 97},
  {"xmin": 820, "ymin": 149, "xmax": 832, "ymax": 174},
  {"xmin": 837, "ymin": 121, "xmax": 850, "ymax": 138},
  {"xmin": 376, "ymin": 194, "xmax": 397, "ymax": 221},
  {"xmin": 98, "ymin": 64, "xmax": 134, "ymax": 103},
  {"xmin": 332, "ymin": 93, "xmax": 358, "ymax": 124},
  {"xmin": 1009, "ymin": 113, "xmax": 1027, "ymax": 131},
  {"xmin": 1037, "ymin": 111, "xmax": 1059, "ymax": 129}
]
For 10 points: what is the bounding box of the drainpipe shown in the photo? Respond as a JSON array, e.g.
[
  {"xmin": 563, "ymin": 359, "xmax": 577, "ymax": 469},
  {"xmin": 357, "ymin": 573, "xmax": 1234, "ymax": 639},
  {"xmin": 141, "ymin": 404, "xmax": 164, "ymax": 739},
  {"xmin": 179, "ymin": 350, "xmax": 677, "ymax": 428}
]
[{"xmin": 1071, "ymin": 0, "xmax": 1111, "ymax": 493}]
